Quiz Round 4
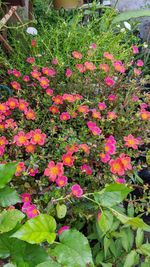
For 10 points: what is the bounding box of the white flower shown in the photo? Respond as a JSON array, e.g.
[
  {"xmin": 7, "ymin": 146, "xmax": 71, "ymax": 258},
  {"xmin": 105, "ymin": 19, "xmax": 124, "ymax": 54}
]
[
  {"xmin": 124, "ymin": 21, "xmax": 131, "ymax": 31},
  {"xmin": 26, "ymin": 27, "xmax": 38, "ymax": 36},
  {"xmin": 143, "ymin": 42, "xmax": 148, "ymax": 48},
  {"xmin": 120, "ymin": 28, "xmax": 126, "ymax": 33}
]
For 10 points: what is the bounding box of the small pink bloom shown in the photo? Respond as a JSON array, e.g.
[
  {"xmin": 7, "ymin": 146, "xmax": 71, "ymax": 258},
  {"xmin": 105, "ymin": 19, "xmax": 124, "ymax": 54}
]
[
  {"xmin": 52, "ymin": 58, "xmax": 58, "ymax": 65},
  {"xmin": 107, "ymin": 111, "xmax": 117, "ymax": 120},
  {"xmin": 84, "ymin": 61, "xmax": 96, "ymax": 71},
  {"xmin": 44, "ymin": 161, "xmax": 64, "ymax": 182},
  {"xmin": 56, "ymin": 176, "xmax": 68, "ymax": 187},
  {"xmin": 108, "ymin": 94, "xmax": 117, "ymax": 101},
  {"xmin": 0, "ymin": 136, "xmax": 8, "ymax": 146},
  {"xmin": 104, "ymin": 142, "xmax": 116, "ymax": 155},
  {"xmin": 140, "ymin": 103, "xmax": 148, "ymax": 109},
  {"xmin": 75, "ymin": 64, "xmax": 86, "ymax": 73},
  {"xmin": 124, "ymin": 134, "xmax": 141, "ymax": 149},
  {"xmin": 81, "ymin": 164, "xmax": 92, "ymax": 175},
  {"xmin": 18, "ymin": 99, "xmax": 29, "ymax": 112},
  {"xmin": 29, "ymin": 168, "xmax": 38, "ymax": 177},
  {"xmin": 115, "ymin": 178, "xmax": 126, "ymax": 184},
  {"xmin": 60, "ymin": 112, "xmax": 71, "ymax": 121},
  {"xmin": 62, "ymin": 153, "xmax": 75, "ymax": 167},
  {"xmin": 132, "ymin": 45, "xmax": 139, "ymax": 54},
  {"xmin": 103, "ymin": 52, "xmax": 114, "ymax": 61},
  {"xmin": 137, "ymin": 60, "xmax": 144, "ymax": 67},
  {"xmin": 58, "ymin": 226, "xmax": 70, "ymax": 235},
  {"xmin": 7, "ymin": 97, "xmax": 18, "ymax": 109},
  {"xmin": 63, "ymin": 94, "xmax": 75, "ymax": 103},
  {"xmin": 26, "ymin": 57, "xmax": 35, "ymax": 64},
  {"xmin": 90, "ymin": 43, "xmax": 97, "ymax": 49},
  {"xmin": 100, "ymin": 153, "xmax": 110, "ymax": 163},
  {"xmin": 42, "ymin": 67, "xmax": 56, "ymax": 77},
  {"xmin": 12, "ymin": 69, "xmax": 21, "ymax": 78},
  {"xmin": 39, "ymin": 76, "xmax": 50, "ymax": 89},
  {"xmin": 49, "ymin": 105, "xmax": 59, "ymax": 114},
  {"xmin": 65, "ymin": 68, "xmax": 73, "ymax": 78},
  {"xmin": 98, "ymin": 102, "xmax": 106, "ymax": 111},
  {"xmin": 104, "ymin": 77, "xmax": 115, "ymax": 87},
  {"xmin": 119, "ymin": 153, "xmax": 132, "ymax": 171},
  {"xmin": 26, "ymin": 204, "xmax": 39, "ymax": 218},
  {"xmin": 22, "ymin": 202, "xmax": 31, "ymax": 213},
  {"xmin": 10, "ymin": 81, "xmax": 21, "ymax": 90},
  {"xmin": 78, "ymin": 105, "xmax": 89, "ymax": 114},
  {"xmin": 113, "ymin": 61, "xmax": 126, "ymax": 73},
  {"xmin": 72, "ymin": 51, "xmax": 82, "ymax": 59},
  {"xmin": 99, "ymin": 64, "xmax": 110, "ymax": 73},
  {"xmin": 71, "ymin": 184, "xmax": 83, "ymax": 198},
  {"xmin": 22, "ymin": 75, "xmax": 30, "ymax": 82},
  {"xmin": 25, "ymin": 109, "xmax": 36, "ymax": 120},
  {"xmin": 109, "ymin": 158, "xmax": 125, "ymax": 176},
  {"xmin": 132, "ymin": 95, "xmax": 139, "ymax": 102},
  {"xmin": 134, "ymin": 68, "xmax": 142, "ymax": 76},
  {"xmin": 13, "ymin": 131, "xmax": 29, "ymax": 147},
  {"xmin": 5, "ymin": 119, "xmax": 17, "ymax": 129},
  {"xmin": 79, "ymin": 144, "xmax": 90, "ymax": 154},
  {"xmin": 21, "ymin": 193, "xmax": 32, "ymax": 203},
  {"xmin": 31, "ymin": 70, "xmax": 41, "ymax": 79},
  {"xmin": 46, "ymin": 88, "xmax": 54, "ymax": 96},
  {"xmin": 15, "ymin": 162, "xmax": 26, "ymax": 176},
  {"xmin": 30, "ymin": 129, "xmax": 46, "ymax": 146},
  {"xmin": 52, "ymin": 95, "xmax": 63, "ymax": 105},
  {"xmin": 91, "ymin": 109, "xmax": 101, "ymax": 119}
]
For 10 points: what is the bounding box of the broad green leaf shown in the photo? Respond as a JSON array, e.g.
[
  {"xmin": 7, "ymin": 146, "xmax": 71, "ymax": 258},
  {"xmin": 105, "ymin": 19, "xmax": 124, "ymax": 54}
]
[
  {"xmin": 95, "ymin": 251, "xmax": 104, "ymax": 265},
  {"xmin": 121, "ymin": 228, "xmax": 133, "ymax": 252},
  {"xmin": 0, "ymin": 186, "xmax": 21, "ymax": 207},
  {"xmin": 36, "ymin": 261, "xmax": 61, "ymax": 267},
  {"xmin": 3, "ymin": 264, "xmax": 16, "ymax": 267},
  {"xmin": 136, "ymin": 229, "xmax": 144, "ymax": 248},
  {"xmin": 94, "ymin": 184, "xmax": 132, "ymax": 207},
  {"xmin": 0, "ymin": 162, "xmax": 17, "ymax": 189},
  {"xmin": 0, "ymin": 232, "xmax": 49, "ymax": 266},
  {"xmin": 0, "ymin": 237, "xmax": 10, "ymax": 259},
  {"xmin": 97, "ymin": 210, "xmax": 113, "ymax": 234},
  {"xmin": 112, "ymin": 9, "xmax": 150, "ymax": 24},
  {"xmin": 0, "ymin": 209, "xmax": 25, "ymax": 233},
  {"xmin": 123, "ymin": 250, "xmax": 137, "ymax": 267},
  {"xmin": 110, "ymin": 208, "xmax": 150, "ymax": 231},
  {"xmin": 51, "ymin": 229, "xmax": 94, "ymax": 267},
  {"xmin": 56, "ymin": 203, "xmax": 67, "ymax": 219},
  {"xmin": 138, "ymin": 244, "xmax": 150, "ymax": 257},
  {"xmin": 141, "ymin": 259, "xmax": 150, "ymax": 267},
  {"xmin": 11, "ymin": 214, "xmax": 56, "ymax": 244}
]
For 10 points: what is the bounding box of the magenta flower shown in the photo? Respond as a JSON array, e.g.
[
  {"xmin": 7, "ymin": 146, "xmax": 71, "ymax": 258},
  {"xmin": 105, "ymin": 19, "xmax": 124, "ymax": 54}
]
[
  {"xmin": 58, "ymin": 226, "xmax": 70, "ymax": 236},
  {"xmin": 81, "ymin": 164, "xmax": 92, "ymax": 175},
  {"xmin": 21, "ymin": 193, "xmax": 32, "ymax": 203},
  {"xmin": 71, "ymin": 184, "xmax": 83, "ymax": 198},
  {"xmin": 104, "ymin": 77, "xmax": 115, "ymax": 87}
]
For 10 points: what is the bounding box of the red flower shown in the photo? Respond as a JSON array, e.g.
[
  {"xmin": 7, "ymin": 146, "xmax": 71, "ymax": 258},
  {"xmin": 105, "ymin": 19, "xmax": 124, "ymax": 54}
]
[{"xmin": 49, "ymin": 105, "xmax": 59, "ymax": 114}]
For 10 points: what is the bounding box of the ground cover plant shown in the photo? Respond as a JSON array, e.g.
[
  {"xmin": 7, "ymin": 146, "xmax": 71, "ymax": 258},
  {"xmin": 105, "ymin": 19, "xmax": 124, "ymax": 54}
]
[{"xmin": 0, "ymin": 6, "xmax": 150, "ymax": 267}]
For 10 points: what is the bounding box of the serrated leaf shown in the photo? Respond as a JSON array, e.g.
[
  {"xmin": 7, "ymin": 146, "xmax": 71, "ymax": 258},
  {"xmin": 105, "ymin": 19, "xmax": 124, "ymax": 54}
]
[
  {"xmin": 138, "ymin": 244, "xmax": 150, "ymax": 257},
  {"xmin": 123, "ymin": 250, "xmax": 137, "ymax": 267},
  {"xmin": 36, "ymin": 261, "xmax": 61, "ymax": 267},
  {"xmin": 0, "ymin": 186, "xmax": 21, "ymax": 207},
  {"xmin": 136, "ymin": 229, "xmax": 144, "ymax": 248},
  {"xmin": 11, "ymin": 214, "xmax": 56, "ymax": 244},
  {"xmin": 51, "ymin": 229, "xmax": 94, "ymax": 267},
  {"xmin": 101, "ymin": 211, "xmax": 114, "ymax": 233},
  {"xmin": 56, "ymin": 203, "xmax": 67, "ymax": 219},
  {"xmin": 0, "ymin": 162, "xmax": 17, "ymax": 189},
  {"xmin": 97, "ymin": 210, "xmax": 113, "ymax": 234},
  {"xmin": 112, "ymin": 9, "xmax": 150, "ymax": 24},
  {"xmin": 94, "ymin": 184, "xmax": 132, "ymax": 207},
  {"xmin": 0, "ymin": 209, "xmax": 25, "ymax": 233}
]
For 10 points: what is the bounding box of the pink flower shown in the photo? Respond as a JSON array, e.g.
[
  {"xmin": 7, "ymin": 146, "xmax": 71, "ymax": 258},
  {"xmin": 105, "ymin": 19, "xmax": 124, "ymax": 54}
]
[
  {"xmin": 99, "ymin": 64, "xmax": 110, "ymax": 73},
  {"xmin": 22, "ymin": 202, "xmax": 31, "ymax": 213},
  {"xmin": 42, "ymin": 67, "xmax": 56, "ymax": 77},
  {"xmin": 49, "ymin": 105, "xmax": 59, "ymax": 114},
  {"xmin": 100, "ymin": 153, "xmax": 110, "ymax": 163},
  {"xmin": 90, "ymin": 43, "xmax": 97, "ymax": 49},
  {"xmin": 26, "ymin": 204, "xmax": 39, "ymax": 218},
  {"xmin": 132, "ymin": 45, "xmax": 139, "ymax": 54},
  {"xmin": 115, "ymin": 178, "xmax": 126, "ymax": 184},
  {"xmin": 104, "ymin": 77, "xmax": 115, "ymax": 87},
  {"xmin": 0, "ymin": 136, "xmax": 8, "ymax": 146},
  {"xmin": 109, "ymin": 158, "xmax": 125, "ymax": 176},
  {"xmin": 6, "ymin": 97, "xmax": 18, "ymax": 109},
  {"xmin": 91, "ymin": 109, "xmax": 101, "ymax": 119},
  {"xmin": 21, "ymin": 193, "xmax": 32, "ymax": 203},
  {"xmin": 52, "ymin": 95, "xmax": 63, "ymax": 105},
  {"xmin": 119, "ymin": 153, "xmax": 132, "ymax": 171},
  {"xmin": 31, "ymin": 70, "xmax": 41, "ymax": 79},
  {"xmin": 29, "ymin": 168, "xmax": 38, "ymax": 177},
  {"xmin": 108, "ymin": 94, "xmax": 117, "ymax": 101},
  {"xmin": 18, "ymin": 99, "xmax": 29, "ymax": 112},
  {"xmin": 98, "ymin": 102, "xmax": 106, "ymax": 111},
  {"xmin": 140, "ymin": 103, "xmax": 148, "ymax": 109},
  {"xmin": 103, "ymin": 52, "xmax": 114, "ymax": 61},
  {"xmin": 72, "ymin": 51, "xmax": 82, "ymax": 59},
  {"xmin": 25, "ymin": 109, "xmax": 36, "ymax": 120},
  {"xmin": 75, "ymin": 64, "xmax": 86, "ymax": 73},
  {"xmin": 124, "ymin": 134, "xmax": 141, "ymax": 149},
  {"xmin": 58, "ymin": 226, "xmax": 70, "ymax": 235},
  {"xmin": 137, "ymin": 60, "xmax": 144, "ymax": 67},
  {"xmin": 62, "ymin": 94, "xmax": 75, "ymax": 103},
  {"xmin": 81, "ymin": 164, "xmax": 92, "ymax": 175},
  {"xmin": 113, "ymin": 61, "xmax": 126, "ymax": 73},
  {"xmin": 15, "ymin": 162, "xmax": 26, "ymax": 176},
  {"xmin": 10, "ymin": 81, "xmax": 21, "ymax": 90},
  {"xmin": 0, "ymin": 103, "xmax": 8, "ymax": 113},
  {"xmin": 60, "ymin": 112, "xmax": 71, "ymax": 121},
  {"xmin": 12, "ymin": 69, "xmax": 21, "ymax": 78},
  {"xmin": 84, "ymin": 61, "xmax": 96, "ymax": 71},
  {"xmin": 132, "ymin": 95, "xmax": 139, "ymax": 102},
  {"xmin": 65, "ymin": 68, "xmax": 73, "ymax": 78},
  {"xmin": 44, "ymin": 161, "xmax": 64, "ymax": 182},
  {"xmin": 52, "ymin": 58, "xmax": 58, "ymax": 65},
  {"xmin": 134, "ymin": 68, "xmax": 142, "ymax": 76},
  {"xmin": 30, "ymin": 129, "xmax": 46, "ymax": 146},
  {"xmin": 104, "ymin": 142, "xmax": 116, "ymax": 155},
  {"xmin": 78, "ymin": 105, "xmax": 89, "ymax": 114},
  {"xmin": 79, "ymin": 144, "xmax": 90, "ymax": 154},
  {"xmin": 62, "ymin": 153, "xmax": 75, "ymax": 167},
  {"xmin": 140, "ymin": 109, "xmax": 150, "ymax": 120},
  {"xmin": 71, "ymin": 184, "xmax": 83, "ymax": 198},
  {"xmin": 22, "ymin": 75, "xmax": 30, "ymax": 82},
  {"xmin": 87, "ymin": 121, "xmax": 102, "ymax": 136},
  {"xmin": 13, "ymin": 131, "xmax": 29, "ymax": 147},
  {"xmin": 5, "ymin": 119, "xmax": 17, "ymax": 129},
  {"xmin": 39, "ymin": 76, "xmax": 49, "ymax": 89},
  {"xmin": 107, "ymin": 111, "xmax": 117, "ymax": 120},
  {"xmin": 56, "ymin": 176, "xmax": 68, "ymax": 187},
  {"xmin": 46, "ymin": 88, "xmax": 54, "ymax": 96},
  {"xmin": 26, "ymin": 57, "xmax": 35, "ymax": 64}
]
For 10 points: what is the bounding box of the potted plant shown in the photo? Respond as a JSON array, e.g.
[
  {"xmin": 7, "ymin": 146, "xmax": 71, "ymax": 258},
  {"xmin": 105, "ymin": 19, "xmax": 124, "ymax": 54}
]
[{"xmin": 53, "ymin": 0, "xmax": 83, "ymax": 9}]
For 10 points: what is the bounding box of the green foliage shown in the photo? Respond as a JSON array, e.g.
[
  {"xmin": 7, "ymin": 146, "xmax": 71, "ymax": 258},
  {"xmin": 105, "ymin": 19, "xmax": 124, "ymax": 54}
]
[
  {"xmin": 0, "ymin": 209, "xmax": 25, "ymax": 233},
  {"xmin": 51, "ymin": 229, "xmax": 94, "ymax": 267},
  {"xmin": 113, "ymin": 9, "xmax": 150, "ymax": 23},
  {"xmin": 0, "ymin": 186, "xmax": 21, "ymax": 207},
  {"xmin": 0, "ymin": 162, "xmax": 17, "ymax": 189},
  {"xmin": 56, "ymin": 203, "xmax": 67, "ymax": 219}
]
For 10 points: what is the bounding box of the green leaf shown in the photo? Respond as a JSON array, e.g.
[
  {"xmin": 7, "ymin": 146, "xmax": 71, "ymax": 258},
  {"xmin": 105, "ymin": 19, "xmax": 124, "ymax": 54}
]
[
  {"xmin": 0, "ymin": 237, "xmax": 10, "ymax": 259},
  {"xmin": 94, "ymin": 184, "xmax": 132, "ymax": 207},
  {"xmin": 3, "ymin": 264, "xmax": 16, "ymax": 267},
  {"xmin": 112, "ymin": 9, "xmax": 150, "ymax": 24},
  {"xmin": 138, "ymin": 244, "xmax": 150, "ymax": 257},
  {"xmin": 36, "ymin": 261, "xmax": 61, "ymax": 267},
  {"xmin": 11, "ymin": 214, "xmax": 56, "ymax": 244},
  {"xmin": 110, "ymin": 208, "xmax": 150, "ymax": 231},
  {"xmin": 0, "ymin": 209, "xmax": 25, "ymax": 233},
  {"xmin": 101, "ymin": 263, "xmax": 112, "ymax": 267},
  {"xmin": 0, "ymin": 162, "xmax": 17, "ymax": 189},
  {"xmin": 136, "ymin": 229, "xmax": 144, "ymax": 248},
  {"xmin": 56, "ymin": 203, "xmax": 67, "ymax": 219},
  {"xmin": 104, "ymin": 236, "xmax": 111, "ymax": 257},
  {"xmin": 0, "ymin": 186, "xmax": 21, "ymax": 207},
  {"xmin": 51, "ymin": 229, "xmax": 94, "ymax": 267},
  {"xmin": 97, "ymin": 210, "xmax": 113, "ymax": 234},
  {"xmin": 123, "ymin": 250, "xmax": 137, "ymax": 267},
  {"xmin": 121, "ymin": 228, "xmax": 133, "ymax": 252}
]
